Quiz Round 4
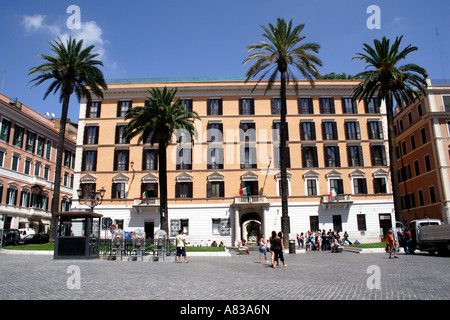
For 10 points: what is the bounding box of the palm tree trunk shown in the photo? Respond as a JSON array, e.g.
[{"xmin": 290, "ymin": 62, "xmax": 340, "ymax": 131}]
[
  {"xmin": 385, "ymin": 92, "xmax": 403, "ymax": 223},
  {"xmin": 279, "ymin": 71, "xmax": 290, "ymax": 247},
  {"xmin": 158, "ymin": 143, "xmax": 169, "ymax": 234},
  {"xmin": 49, "ymin": 93, "xmax": 70, "ymax": 242}
]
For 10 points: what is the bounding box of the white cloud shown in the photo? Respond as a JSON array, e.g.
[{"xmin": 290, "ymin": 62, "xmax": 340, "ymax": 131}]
[{"xmin": 21, "ymin": 14, "xmax": 113, "ymax": 65}]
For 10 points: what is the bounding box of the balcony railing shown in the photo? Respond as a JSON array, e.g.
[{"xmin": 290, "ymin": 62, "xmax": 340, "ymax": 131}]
[
  {"xmin": 233, "ymin": 195, "xmax": 267, "ymax": 205},
  {"xmin": 320, "ymin": 194, "xmax": 353, "ymax": 209},
  {"xmin": 133, "ymin": 198, "xmax": 160, "ymax": 206}
]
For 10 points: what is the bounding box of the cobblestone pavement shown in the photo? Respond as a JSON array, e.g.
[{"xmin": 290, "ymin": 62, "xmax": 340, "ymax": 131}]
[{"xmin": 1, "ymin": 250, "xmax": 449, "ymax": 301}]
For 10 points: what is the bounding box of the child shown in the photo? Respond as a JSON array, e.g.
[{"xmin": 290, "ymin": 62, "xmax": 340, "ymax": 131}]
[{"xmin": 387, "ymin": 229, "xmax": 398, "ymax": 259}]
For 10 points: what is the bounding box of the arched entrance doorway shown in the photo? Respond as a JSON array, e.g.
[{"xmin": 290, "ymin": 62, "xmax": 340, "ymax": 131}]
[{"xmin": 240, "ymin": 212, "xmax": 261, "ymax": 245}]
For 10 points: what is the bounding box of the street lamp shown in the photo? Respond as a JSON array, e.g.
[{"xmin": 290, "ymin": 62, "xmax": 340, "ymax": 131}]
[{"xmin": 77, "ymin": 187, "xmax": 106, "ymax": 211}]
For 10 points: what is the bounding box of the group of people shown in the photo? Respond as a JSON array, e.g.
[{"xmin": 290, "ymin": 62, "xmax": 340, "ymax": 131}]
[
  {"xmin": 257, "ymin": 231, "xmax": 287, "ymax": 268},
  {"xmin": 297, "ymin": 230, "xmax": 353, "ymax": 253}
]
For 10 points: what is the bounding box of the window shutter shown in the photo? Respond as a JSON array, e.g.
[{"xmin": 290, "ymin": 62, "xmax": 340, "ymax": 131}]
[
  {"xmin": 358, "ymin": 146, "xmax": 364, "ymax": 167},
  {"xmin": 311, "ymin": 123, "xmax": 316, "ymax": 140},
  {"xmin": 335, "ymin": 146, "xmax": 341, "ymax": 167},
  {"xmin": 302, "ymin": 147, "xmax": 306, "ymax": 168},
  {"xmin": 332, "ymin": 122, "xmax": 338, "ymax": 140},
  {"xmin": 250, "ymin": 99, "xmax": 255, "ymax": 115},
  {"xmin": 175, "ymin": 182, "xmax": 180, "ymax": 198},
  {"xmin": 313, "ymin": 147, "xmax": 318, "ymax": 167},
  {"xmin": 218, "ymin": 99, "xmax": 223, "ymax": 115},
  {"xmin": 220, "ymin": 181, "xmax": 225, "ymax": 198},
  {"xmin": 207, "ymin": 182, "xmax": 212, "ymax": 198},
  {"xmin": 188, "ymin": 182, "xmax": 193, "ymax": 198}
]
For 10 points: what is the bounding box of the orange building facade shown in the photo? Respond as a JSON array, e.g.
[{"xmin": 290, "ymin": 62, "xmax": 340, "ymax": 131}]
[
  {"xmin": 394, "ymin": 79, "xmax": 450, "ymax": 224},
  {"xmin": 73, "ymin": 78, "xmax": 395, "ymax": 245},
  {"xmin": 0, "ymin": 93, "xmax": 76, "ymax": 232}
]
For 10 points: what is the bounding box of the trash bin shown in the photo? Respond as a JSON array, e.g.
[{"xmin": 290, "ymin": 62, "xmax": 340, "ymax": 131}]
[{"xmin": 289, "ymin": 240, "xmax": 296, "ymax": 254}]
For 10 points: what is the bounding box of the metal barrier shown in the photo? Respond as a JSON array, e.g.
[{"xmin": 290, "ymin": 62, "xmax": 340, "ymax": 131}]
[{"xmin": 99, "ymin": 238, "xmax": 176, "ymax": 261}]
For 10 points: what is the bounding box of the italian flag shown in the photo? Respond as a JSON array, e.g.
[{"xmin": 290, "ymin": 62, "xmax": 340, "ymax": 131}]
[
  {"xmin": 329, "ymin": 188, "xmax": 337, "ymax": 198},
  {"xmin": 140, "ymin": 190, "xmax": 149, "ymax": 200},
  {"xmin": 239, "ymin": 186, "xmax": 250, "ymax": 196}
]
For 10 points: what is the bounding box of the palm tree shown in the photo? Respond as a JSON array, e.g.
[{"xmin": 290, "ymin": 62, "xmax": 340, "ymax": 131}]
[
  {"xmin": 124, "ymin": 87, "xmax": 199, "ymax": 234},
  {"xmin": 243, "ymin": 18, "xmax": 322, "ymax": 246},
  {"xmin": 29, "ymin": 37, "xmax": 107, "ymax": 242},
  {"xmin": 352, "ymin": 36, "xmax": 428, "ymax": 223}
]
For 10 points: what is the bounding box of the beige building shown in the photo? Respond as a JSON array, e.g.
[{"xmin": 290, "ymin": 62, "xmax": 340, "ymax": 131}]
[
  {"xmin": 0, "ymin": 93, "xmax": 76, "ymax": 232},
  {"xmin": 394, "ymin": 79, "xmax": 450, "ymax": 224},
  {"xmin": 73, "ymin": 77, "xmax": 394, "ymax": 245}
]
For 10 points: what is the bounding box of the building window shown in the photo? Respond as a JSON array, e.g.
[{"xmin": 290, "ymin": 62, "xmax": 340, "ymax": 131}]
[
  {"xmin": 319, "ymin": 98, "xmax": 335, "ymax": 114},
  {"xmin": 417, "ymin": 104, "xmax": 423, "ymax": 117},
  {"xmin": 207, "ymin": 181, "xmax": 225, "ymax": 198},
  {"xmin": 357, "ymin": 214, "xmax": 367, "ymax": 231},
  {"xmin": 20, "ymin": 190, "xmax": 30, "ymax": 207},
  {"xmin": 420, "ymin": 127, "xmax": 427, "ymax": 144},
  {"xmin": 401, "ymin": 140, "xmax": 407, "ymax": 156},
  {"xmin": 207, "ymin": 98, "xmax": 222, "ymax": 115},
  {"xmin": 424, "ymin": 155, "xmax": 431, "ymax": 172},
  {"xmin": 307, "ymin": 179, "xmax": 317, "ymax": 196},
  {"xmin": 353, "ymin": 178, "xmax": 368, "ymax": 194},
  {"xmin": 12, "ymin": 125, "xmax": 24, "ymax": 148},
  {"xmin": 175, "ymin": 182, "xmax": 193, "ymax": 198},
  {"xmin": 410, "ymin": 134, "xmax": 416, "ymax": 150},
  {"xmin": 324, "ymin": 146, "xmax": 340, "ymax": 167},
  {"xmin": 443, "ymin": 96, "xmax": 450, "ymax": 112},
  {"xmin": 273, "ymin": 146, "xmax": 291, "ymax": 169},
  {"xmin": 345, "ymin": 121, "xmax": 361, "ymax": 140},
  {"xmin": 25, "ymin": 131, "xmax": 36, "ymax": 153},
  {"xmin": 207, "ymin": 147, "xmax": 223, "ymax": 170},
  {"xmin": 79, "ymin": 183, "xmax": 96, "ymax": 199},
  {"xmin": 212, "ymin": 219, "xmax": 221, "ymax": 235},
  {"xmin": 86, "ymin": 101, "xmax": 101, "ymax": 118},
  {"xmin": 240, "ymin": 146, "xmax": 257, "ymax": 169},
  {"xmin": 143, "ymin": 149, "xmax": 158, "ymax": 171},
  {"xmin": 6, "ymin": 186, "xmax": 18, "ymax": 205},
  {"xmin": 114, "ymin": 149, "xmax": 129, "ymax": 171},
  {"xmin": 302, "ymin": 146, "xmax": 318, "ymax": 168},
  {"xmin": 310, "ymin": 216, "xmax": 319, "ymax": 232},
  {"xmin": 44, "ymin": 166, "xmax": 50, "ymax": 181},
  {"xmin": 141, "ymin": 183, "xmax": 158, "ymax": 198},
  {"xmin": 272, "ymin": 121, "xmax": 288, "ymax": 142},
  {"xmin": 239, "ymin": 98, "xmax": 254, "ymax": 115},
  {"xmin": 414, "ymin": 159, "xmax": 420, "ymax": 176},
  {"xmin": 115, "ymin": 125, "xmax": 130, "ymax": 144},
  {"xmin": 364, "ymin": 98, "xmax": 379, "ymax": 113},
  {"xmin": 370, "ymin": 145, "xmax": 387, "ymax": 166},
  {"xmin": 330, "ymin": 179, "xmax": 344, "ymax": 194},
  {"xmin": 418, "ymin": 190, "xmax": 424, "ymax": 206},
  {"xmin": 347, "ymin": 145, "xmax": 364, "ymax": 167},
  {"xmin": 367, "ymin": 121, "xmax": 383, "ymax": 139},
  {"xmin": 34, "ymin": 161, "xmax": 41, "ymax": 177},
  {"xmin": 177, "ymin": 148, "xmax": 192, "ymax": 170},
  {"xmin": 45, "ymin": 140, "xmax": 52, "ymax": 160},
  {"xmin": 300, "ymin": 122, "xmax": 316, "ymax": 141},
  {"xmin": 373, "ymin": 178, "xmax": 387, "ymax": 194},
  {"xmin": 271, "ymin": 98, "xmax": 281, "ymax": 115},
  {"xmin": 207, "ymin": 122, "xmax": 223, "ymax": 142},
  {"xmin": 0, "ymin": 118, "xmax": 11, "ymax": 143},
  {"xmin": 84, "ymin": 126, "xmax": 99, "ymax": 145},
  {"xmin": 82, "ymin": 150, "xmax": 97, "ymax": 171},
  {"xmin": 298, "ymin": 98, "xmax": 314, "ymax": 114},
  {"xmin": 333, "ymin": 215, "xmax": 342, "ymax": 233},
  {"xmin": 181, "ymin": 99, "xmax": 193, "ymax": 111},
  {"xmin": 342, "ymin": 98, "xmax": 357, "ymax": 114},
  {"xmin": 117, "ymin": 100, "xmax": 131, "ymax": 118},
  {"xmin": 112, "ymin": 183, "xmax": 126, "ymax": 199},
  {"xmin": 24, "ymin": 158, "xmax": 31, "ymax": 175},
  {"xmin": 429, "ymin": 186, "xmax": 436, "ymax": 203},
  {"xmin": 322, "ymin": 121, "xmax": 337, "ymax": 140},
  {"xmin": 11, "ymin": 154, "xmax": 19, "ymax": 171}
]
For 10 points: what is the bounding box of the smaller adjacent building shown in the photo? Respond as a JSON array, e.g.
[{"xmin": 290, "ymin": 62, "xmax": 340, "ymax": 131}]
[
  {"xmin": 394, "ymin": 79, "xmax": 450, "ymax": 224},
  {"xmin": 0, "ymin": 93, "xmax": 76, "ymax": 233}
]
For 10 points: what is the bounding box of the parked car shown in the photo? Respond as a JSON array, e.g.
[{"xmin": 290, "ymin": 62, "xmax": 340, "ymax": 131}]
[
  {"xmin": 19, "ymin": 233, "xmax": 49, "ymax": 245},
  {"xmin": 2, "ymin": 229, "xmax": 20, "ymax": 246}
]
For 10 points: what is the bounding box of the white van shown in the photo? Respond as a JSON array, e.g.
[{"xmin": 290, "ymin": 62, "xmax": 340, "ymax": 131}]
[{"xmin": 19, "ymin": 228, "xmax": 36, "ymax": 238}]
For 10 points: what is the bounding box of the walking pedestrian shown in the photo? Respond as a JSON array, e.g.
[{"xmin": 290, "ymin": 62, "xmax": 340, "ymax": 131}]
[
  {"xmin": 259, "ymin": 235, "xmax": 268, "ymax": 263},
  {"xmin": 271, "ymin": 232, "xmax": 287, "ymax": 268},
  {"xmin": 176, "ymin": 229, "xmax": 188, "ymax": 263}
]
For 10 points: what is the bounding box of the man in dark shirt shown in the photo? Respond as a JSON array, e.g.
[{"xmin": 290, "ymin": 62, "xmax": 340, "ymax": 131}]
[{"xmin": 404, "ymin": 227, "xmax": 412, "ymax": 254}]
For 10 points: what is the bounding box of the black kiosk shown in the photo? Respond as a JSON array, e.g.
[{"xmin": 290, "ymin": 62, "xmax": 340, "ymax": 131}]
[{"xmin": 54, "ymin": 211, "xmax": 102, "ymax": 259}]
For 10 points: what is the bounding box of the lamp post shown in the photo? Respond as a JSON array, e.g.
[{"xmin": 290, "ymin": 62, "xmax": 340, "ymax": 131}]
[{"xmin": 77, "ymin": 187, "xmax": 106, "ymax": 212}]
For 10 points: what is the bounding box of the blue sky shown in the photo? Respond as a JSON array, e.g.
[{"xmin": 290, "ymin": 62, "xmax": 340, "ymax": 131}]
[{"xmin": 1, "ymin": 0, "xmax": 449, "ymax": 123}]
